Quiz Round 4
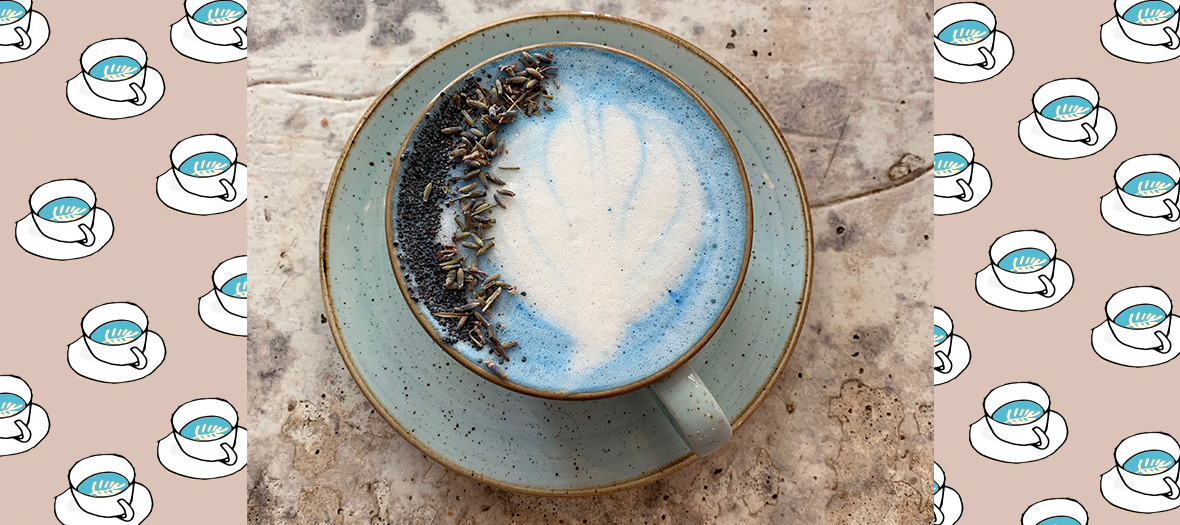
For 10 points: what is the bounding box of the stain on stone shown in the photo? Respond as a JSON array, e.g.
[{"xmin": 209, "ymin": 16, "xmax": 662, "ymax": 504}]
[
  {"xmin": 250, "ymin": 25, "xmax": 298, "ymax": 53},
  {"xmin": 248, "ymin": 317, "xmax": 293, "ymax": 388},
  {"xmin": 595, "ymin": 2, "xmax": 623, "ymax": 15},
  {"xmin": 847, "ymin": 324, "xmax": 896, "ymax": 363},
  {"xmin": 321, "ymin": 0, "xmax": 366, "ymax": 35},
  {"xmin": 692, "ymin": 23, "xmax": 705, "ymax": 36},
  {"xmin": 297, "ymin": 486, "xmax": 343, "ymax": 525},
  {"xmin": 814, "ymin": 211, "xmax": 860, "ymax": 253},
  {"xmin": 777, "ymin": 79, "xmax": 850, "ymax": 138},
  {"xmin": 369, "ymin": 0, "xmax": 443, "ymax": 47}
]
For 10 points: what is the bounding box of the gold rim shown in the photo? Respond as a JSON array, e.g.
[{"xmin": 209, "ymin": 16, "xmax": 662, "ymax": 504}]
[
  {"xmin": 320, "ymin": 11, "xmax": 814, "ymax": 497},
  {"xmin": 382, "ymin": 42, "xmax": 754, "ymax": 401}
]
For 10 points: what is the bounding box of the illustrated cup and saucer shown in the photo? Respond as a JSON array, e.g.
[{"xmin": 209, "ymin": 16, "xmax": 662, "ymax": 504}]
[
  {"xmin": 933, "ymin": 462, "xmax": 963, "ymax": 525},
  {"xmin": 157, "ymin": 134, "xmax": 248, "ymax": 215},
  {"xmin": 1101, "ymin": 432, "xmax": 1180, "ymax": 513},
  {"xmin": 933, "ymin": 134, "xmax": 990, "ymax": 216},
  {"xmin": 975, "ymin": 230, "xmax": 1073, "ymax": 311},
  {"xmin": 68, "ymin": 302, "xmax": 166, "ymax": 384},
  {"xmin": 157, "ymin": 398, "xmax": 247, "ymax": 479},
  {"xmin": 933, "ymin": 2, "xmax": 1013, "ymax": 83},
  {"xmin": 0, "ymin": 375, "xmax": 50, "ymax": 457},
  {"xmin": 55, "ymin": 454, "xmax": 152, "ymax": 525},
  {"xmin": 969, "ymin": 382, "xmax": 1068, "ymax": 463},
  {"xmin": 1100, "ymin": 154, "xmax": 1180, "ymax": 235},
  {"xmin": 16, "ymin": 179, "xmax": 114, "ymax": 261},
  {"xmin": 199, "ymin": 255, "xmax": 247, "ymax": 336},
  {"xmin": 1022, "ymin": 499, "xmax": 1087, "ymax": 525},
  {"xmin": 1093, "ymin": 286, "xmax": 1179, "ymax": 367},
  {"xmin": 934, "ymin": 307, "xmax": 970, "ymax": 386},
  {"xmin": 1018, "ymin": 78, "xmax": 1116, "ymax": 160},
  {"xmin": 66, "ymin": 38, "xmax": 165, "ymax": 120},
  {"xmin": 1102, "ymin": 0, "xmax": 1180, "ymax": 63},
  {"xmin": 0, "ymin": 0, "xmax": 49, "ymax": 63},
  {"xmin": 171, "ymin": 0, "xmax": 247, "ymax": 63}
]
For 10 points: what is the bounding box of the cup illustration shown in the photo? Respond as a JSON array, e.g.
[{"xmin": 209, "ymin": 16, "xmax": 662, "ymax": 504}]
[
  {"xmin": 933, "ymin": 2, "xmax": 997, "ymax": 69},
  {"xmin": 68, "ymin": 454, "xmax": 138, "ymax": 521},
  {"xmin": 171, "ymin": 398, "xmax": 240, "ymax": 466},
  {"xmin": 0, "ymin": 0, "xmax": 32, "ymax": 50},
  {"xmin": 934, "ymin": 307, "xmax": 954, "ymax": 374},
  {"xmin": 214, "ymin": 255, "xmax": 246, "ymax": 317},
  {"xmin": 82, "ymin": 302, "xmax": 151, "ymax": 370},
  {"xmin": 1116, "ymin": 0, "xmax": 1180, "ymax": 49},
  {"xmin": 1115, "ymin": 432, "xmax": 1180, "ymax": 499},
  {"xmin": 933, "ymin": 134, "xmax": 975, "ymax": 201},
  {"xmin": 984, "ymin": 382, "xmax": 1051, "ymax": 450},
  {"xmin": 934, "ymin": 462, "xmax": 947, "ymax": 524},
  {"xmin": 0, "ymin": 375, "xmax": 32, "ymax": 443},
  {"xmin": 1107, "ymin": 286, "xmax": 1173, "ymax": 354},
  {"xmin": 1022, "ymin": 498, "xmax": 1087, "ymax": 525},
  {"xmin": 990, "ymin": 230, "xmax": 1057, "ymax": 297},
  {"xmin": 185, "ymin": 0, "xmax": 246, "ymax": 49},
  {"xmin": 171, "ymin": 134, "xmax": 238, "ymax": 201},
  {"xmin": 1033, "ymin": 79, "xmax": 1102, "ymax": 146},
  {"xmin": 29, "ymin": 179, "xmax": 97, "ymax": 247},
  {"xmin": 80, "ymin": 38, "xmax": 150, "ymax": 106},
  {"xmin": 1115, "ymin": 154, "xmax": 1180, "ymax": 222}
]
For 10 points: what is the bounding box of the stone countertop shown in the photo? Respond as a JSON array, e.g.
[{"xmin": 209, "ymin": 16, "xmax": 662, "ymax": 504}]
[{"xmin": 247, "ymin": 1, "xmax": 933, "ymax": 523}]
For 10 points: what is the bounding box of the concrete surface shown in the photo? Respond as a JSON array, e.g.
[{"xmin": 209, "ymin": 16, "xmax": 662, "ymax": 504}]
[{"xmin": 247, "ymin": 1, "xmax": 933, "ymax": 523}]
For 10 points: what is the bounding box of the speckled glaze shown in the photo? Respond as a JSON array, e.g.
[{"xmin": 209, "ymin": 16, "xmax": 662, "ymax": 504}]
[{"xmin": 320, "ymin": 11, "xmax": 812, "ymax": 496}]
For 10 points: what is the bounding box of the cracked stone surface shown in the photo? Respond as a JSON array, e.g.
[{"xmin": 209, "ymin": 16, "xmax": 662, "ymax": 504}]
[{"xmin": 248, "ymin": 0, "xmax": 932, "ymax": 523}]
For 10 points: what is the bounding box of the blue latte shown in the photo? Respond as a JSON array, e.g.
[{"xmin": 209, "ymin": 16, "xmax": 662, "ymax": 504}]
[
  {"xmin": 0, "ymin": 1, "xmax": 27, "ymax": 25},
  {"xmin": 1037, "ymin": 518, "xmax": 1082, "ymax": 525},
  {"xmin": 1124, "ymin": 449, "xmax": 1176, "ymax": 475},
  {"xmin": 194, "ymin": 1, "xmax": 245, "ymax": 25},
  {"xmin": 1115, "ymin": 304, "xmax": 1168, "ymax": 330},
  {"xmin": 934, "ymin": 326, "xmax": 948, "ymax": 346},
  {"xmin": 998, "ymin": 248, "xmax": 1050, "ymax": 274},
  {"xmin": 90, "ymin": 320, "xmax": 143, "ymax": 345},
  {"xmin": 991, "ymin": 400, "xmax": 1044, "ymax": 425},
  {"xmin": 1124, "ymin": 1, "xmax": 1176, "ymax": 25},
  {"xmin": 180, "ymin": 152, "xmax": 233, "ymax": 178},
  {"xmin": 933, "ymin": 152, "xmax": 969, "ymax": 178},
  {"xmin": 1123, "ymin": 172, "xmax": 1176, "ymax": 197},
  {"xmin": 37, "ymin": 197, "xmax": 90, "ymax": 222},
  {"xmin": 88, "ymin": 56, "xmax": 141, "ymax": 82},
  {"xmin": 221, "ymin": 273, "xmax": 247, "ymax": 298},
  {"xmin": 938, "ymin": 20, "xmax": 990, "ymax": 45},
  {"xmin": 933, "ymin": 480, "xmax": 940, "ymax": 494},
  {"xmin": 78, "ymin": 472, "xmax": 129, "ymax": 497},
  {"xmin": 1041, "ymin": 96, "xmax": 1093, "ymax": 122},
  {"xmin": 180, "ymin": 415, "xmax": 233, "ymax": 441},
  {"xmin": 0, "ymin": 392, "xmax": 26, "ymax": 418}
]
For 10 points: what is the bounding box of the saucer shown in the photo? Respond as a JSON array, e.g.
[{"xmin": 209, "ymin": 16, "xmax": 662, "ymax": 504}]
[
  {"xmin": 934, "ymin": 31, "xmax": 1014, "ymax": 84},
  {"xmin": 975, "ymin": 259, "xmax": 1074, "ymax": 312},
  {"xmin": 934, "ymin": 335, "xmax": 970, "ymax": 386},
  {"xmin": 66, "ymin": 67, "xmax": 165, "ymax": 120},
  {"xmin": 1018, "ymin": 108, "xmax": 1117, "ymax": 160},
  {"xmin": 170, "ymin": 18, "xmax": 246, "ymax": 64},
  {"xmin": 1092, "ymin": 316, "xmax": 1180, "ymax": 368},
  {"xmin": 0, "ymin": 404, "xmax": 50, "ymax": 456},
  {"xmin": 67, "ymin": 332, "xmax": 166, "ymax": 384},
  {"xmin": 0, "ymin": 11, "xmax": 49, "ymax": 64},
  {"xmin": 941, "ymin": 486, "xmax": 963, "ymax": 524},
  {"xmin": 199, "ymin": 290, "xmax": 245, "ymax": 336},
  {"xmin": 1101, "ymin": 17, "xmax": 1180, "ymax": 64},
  {"xmin": 1101, "ymin": 467, "xmax": 1180, "ymax": 513},
  {"xmin": 1100, "ymin": 190, "xmax": 1180, "ymax": 236},
  {"xmin": 157, "ymin": 165, "xmax": 248, "ymax": 215},
  {"xmin": 934, "ymin": 163, "xmax": 991, "ymax": 216},
  {"xmin": 55, "ymin": 483, "xmax": 152, "ymax": 525},
  {"xmin": 15, "ymin": 209, "xmax": 114, "ymax": 261},
  {"xmin": 157, "ymin": 428, "xmax": 248, "ymax": 479},
  {"xmin": 970, "ymin": 411, "xmax": 1068, "ymax": 463}
]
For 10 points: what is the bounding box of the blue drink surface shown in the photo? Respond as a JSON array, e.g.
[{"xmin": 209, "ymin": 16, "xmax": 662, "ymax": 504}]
[
  {"xmin": 0, "ymin": 1, "xmax": 27, "ymax": 25},
  {"xmin": 88, "ymin": 56, "xmax": 141, "ymax": 82},
  {"xmin": 180, "ymin": 152, "xmax": 233, "ymax": 177},
  {"xmin": 180, "ymin": 416, "xmax": 233, "ymax": 441},
  {"xmin": 194, "ymin": 1, "xmax": 245, "ymax": 25},
  {"xmin": 90, "ymin": 320, "xmax": 143, "ymax": 345},
  {"xmin": 221, "ymin": 273, "xmax": 247, "ymax": 298},
  {"xmin": 38, "ymin": 197, "xmax": 90, "ymax": 222},
  {"xmin": 1123, "ymin": 172, "xmax": 1176, "ymax": 197},
  {"xmin": 938, "ymin": 20, "xmax": 991, "ymax": 45},
  {"xmin": 1124, "ymin": 449, "xmax": 1176, "ymax": 475},
  {"xmin": 933, "ymin": 152, "xmax": 969, "ymax": 178},
  {"xmin": 934, "ymin": 326, "xmax": 948, "ymax": 346},
  {"xmin": 1115, "ymin": 304, "xmax": 1168, "ymax": 330},
  {"xmin": 1041, "ymin": 96, "xmax": 1094, "ymax": 122},
  {"xmin": 78, "ymin": 472, "xmax": 129, "ymax": 497},
  {"xmin": 0, "ymin": 392, "xmax": 26, "ymax": 418},
  {"xmin": 1037, "ymin": 518, "xmax": 1082, "ymax": 525},
  {"xmin": 991, "ymin": 399, "xmax": 1044, "ymax": 425},
  {"xmin": 1124, "ymin": 1, "xmax": 1177, "ymax": 25},
  {"xmin": 998, "ymin": 248, "xmax": 1051, "ymax": 274}
]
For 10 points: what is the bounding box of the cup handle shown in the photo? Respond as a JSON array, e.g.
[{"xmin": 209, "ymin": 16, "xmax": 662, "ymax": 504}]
[
  {"xmin": 1156, "ymin": 331, "xmax": 1172, "ymax": 355},
  {"xmin": 1033, "ymin": 426, "xmax": 1050, "ymax": 450},
  {"xmin": 934, "ymin": 350, "xmax": 952, "ymax": 374},
  {"xmin": 15, "ymin": 26, "xmax": 31, "ymax": 50},
  {"xmin": 1165, "ymin": 27, "xmax": 1179, "ymax": 50},
  {"xmin": 130, "ymin": 345, "xmax": 148, "ymax": 370},
  {"xmin": 1164, "ymin": 198, "xmax": 1179, "ymax": 222},
  {"xmin": 220, "ymin": 179, "xmax": 237, "ymax": 202},
  {"xmin": 15, "ymin": 419, "xmax": 30, "ymax": 443},
  {"xmin": 117, "ymin": 498, "xmax": 134, "ymax": 522},
  {"xmin": 955, "ymin": 179, "xmax": 973, "ymax": 202},
  {"xmin": 934, "ymin": 504, "xmax": 945, "ymax": 525},
  {"xmin": 221, "ymin": 442, "xmax": 238, "ymax": 466},
  {"xmin": 1082, "ymin": 122, "xmax": 1098, "ymax": 146},
  {"xmin": 978, "ymin": 46, "xmax": 995, "ymax": 70},
  {"xmin": 1038, "ymin": 274, "xmax": 1055, "ymax": 298},
  {"xmin": 234, "ymin": 27, "xmax": 247, "ymax": 50},
  {"xmin": 1166, "ymin": 476, "xmax": 1180, "ymax": 500},
  {"xmin": 130, "ymin": 82, "xmax": 146, "ymax": 106},
  {"xmin": 79, "ymin": 223, "xmax": 95, "ymax": 247},
  {"xmin": 649, "ymin": 363, "xmax": 732, "ymax": 457}
]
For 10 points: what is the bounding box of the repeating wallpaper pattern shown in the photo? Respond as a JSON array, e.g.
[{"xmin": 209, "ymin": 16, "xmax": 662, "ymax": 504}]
[
  {"xmin": 1, "ymin": 1, "xmax": 246, "ymax": 523},
  {"xmin": 934, "ymin": 1, "xmax": 1178, "ymax": 524}
]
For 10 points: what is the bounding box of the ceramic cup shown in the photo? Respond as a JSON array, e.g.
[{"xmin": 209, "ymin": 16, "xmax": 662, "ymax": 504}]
[
  {"xmin": 1021, "ymin": 498, "xmax": 1088, "ymax": 525},
  {"xmin": 934, "ymin": 307, "xmax": 954, "ymax": 374},
  {"xmin": 933, "ymin": 2, "xmax": 997, "ymax": 68},
  {"xmin": 214, "ymin": 255, "xmax": 247, "ymax": 318},
  {"xmin": 80, "ymin": 38, "xmax": 149, "ymax": 105},
  {"xmin": 29, "ymin": 179, "xmax": 97, "ymax": 246},
  {"xmin": 1115, "ymin": 154, "xmax": 1180, "ymax": 221},
  {"xmin": 1116, "ymin": 0, "xmax": 1180, "ymax": 49},
  {"xmin": 171, "ymin": 398, "xmax": 240, "ymax": 465},
  {"xmin": 989, "ymin": 230, "xmax": 1058, "ymax": 297},
  {"xmin": 1106, "ymin": 286, "xmax": 1173, "ymax": 354},
  {"xmin": 82, "ymin": 302, "xmax": 150, "ymax": 369},
  {"xmin": 1115, "ymin": 432, "xmax": 1180, "ymax": 499},
  {"xmin": 1033, "ymin": 79, "xmax": 1101, "ymax": 145},
  {"xmin": 68, "ymin": 454, "xmax": 137, "ymax": 520},
  {"xmin": 171, "ymin": 134, "xmax": 238, "ymax": 201},
  {"xmin": 984, "ymin": 382, "xmax": 1051, "ymax": 449},
  {"xmin": 933, "ymin": 462, "xmax": 946, "ymax": 524},
  {"xmin": 0, "ymin": 375, "xmax": 32, "ymax": 443},
  {"xmin": 933, "ymin": 134, "xmax": 975, "ymax": 201},
  {"xmin": 0, "ymin": 0, "xmax": 32, "ymax": 49},
  {"xmin": 185, "ymin": 0, "xmax": 247, "ymax": 49}
]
